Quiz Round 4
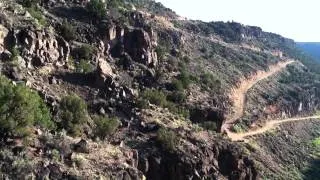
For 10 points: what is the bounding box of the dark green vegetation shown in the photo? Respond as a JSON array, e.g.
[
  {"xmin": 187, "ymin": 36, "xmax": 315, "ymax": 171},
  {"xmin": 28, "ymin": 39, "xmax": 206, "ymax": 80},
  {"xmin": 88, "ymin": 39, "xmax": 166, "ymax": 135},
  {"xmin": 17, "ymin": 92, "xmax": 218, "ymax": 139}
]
[
  {"xmin": 58, "ymin": 95, "xmax": 88, "ymax": 136},
  {"xmin": 93, "ymin": 116, "xmax": 120, "ymax": 140},
  {"xmin": 21, "ymin": 0, "xmax": 38, "ymax": 8},
  {"xmin": 21, "ymin": 0, "xmax": 46, "ymax": 26},
  {"xmin": 76, "ymin": 45, "xmax": 94, "ymax": 60},
  {"xmin": 303, "ymin": 137, "xmax": 320, "ymax": 179},
  {"xmin": 157, "ymin": 127, "xmax": 180, "ymax": 151},
  {"xmin": 59, "ymin": 20, "xmax": 76, "ymax": 42},
  {"xmin": 0, "ymin": 76, "xmax": 53, "ymax": 138},
  {"xmin": 86, "ymin": 0, "xmax": 107, "ymax": 20},
  {"xmin": 2, "ymin": 0, "xmax": 320, "ymax": 179},
  {"xmin": 72, "ymin": 45, "xmax": 95, "ymax": 73},
  {"xmin": 75, "ymin": 59, "xmax": 94, "ymax": 73},
  {"xmin": 9, "ymin": 47, "xmax": 19, "ymax": 62},
  {"xmin": 249, "ymin": 121, "xmax": 320, "ymax": 180},
  {"xmin": 138, "ymin": 89, "xmax": 189, "ymax": 118},
  {"xmin": 27, "ymin": 6, "xmax": 46, "ymax": 26}
]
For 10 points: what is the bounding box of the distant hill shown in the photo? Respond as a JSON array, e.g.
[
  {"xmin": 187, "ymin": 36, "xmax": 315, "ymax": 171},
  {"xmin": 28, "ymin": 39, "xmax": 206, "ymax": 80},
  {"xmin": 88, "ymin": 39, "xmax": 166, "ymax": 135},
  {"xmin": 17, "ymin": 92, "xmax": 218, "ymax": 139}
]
[{"xmin": 297, "ymin": 42, "xmax": 320, "ymax": 61}]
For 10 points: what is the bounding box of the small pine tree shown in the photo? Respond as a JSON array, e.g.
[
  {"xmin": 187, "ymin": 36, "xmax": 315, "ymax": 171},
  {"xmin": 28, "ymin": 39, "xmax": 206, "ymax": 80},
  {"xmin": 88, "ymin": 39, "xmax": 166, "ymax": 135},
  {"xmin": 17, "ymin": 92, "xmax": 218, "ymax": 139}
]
[{"xmin": 58, "ymin": 95, "xmax": 88, "ymax": 136}]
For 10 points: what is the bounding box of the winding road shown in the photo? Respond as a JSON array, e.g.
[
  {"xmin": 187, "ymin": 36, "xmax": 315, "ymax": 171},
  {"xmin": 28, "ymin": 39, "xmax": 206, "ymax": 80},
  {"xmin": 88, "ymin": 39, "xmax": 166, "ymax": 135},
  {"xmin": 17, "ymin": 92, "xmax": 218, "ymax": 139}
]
[
  {"xmin": 221, "ymin": 59, "xmax": 320, "ymax": 141},
  {"xmin": 227, "ymin": 116, "xmax": 320, "ymax": 141}
]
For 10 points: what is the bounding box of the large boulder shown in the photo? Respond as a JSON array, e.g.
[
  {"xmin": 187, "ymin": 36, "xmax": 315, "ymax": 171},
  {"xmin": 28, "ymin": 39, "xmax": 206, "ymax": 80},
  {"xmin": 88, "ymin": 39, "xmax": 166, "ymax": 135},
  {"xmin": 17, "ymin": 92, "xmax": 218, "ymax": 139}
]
[{"xmin": 96, "ymin": 57, "xmax": 115, "ymax": 87}]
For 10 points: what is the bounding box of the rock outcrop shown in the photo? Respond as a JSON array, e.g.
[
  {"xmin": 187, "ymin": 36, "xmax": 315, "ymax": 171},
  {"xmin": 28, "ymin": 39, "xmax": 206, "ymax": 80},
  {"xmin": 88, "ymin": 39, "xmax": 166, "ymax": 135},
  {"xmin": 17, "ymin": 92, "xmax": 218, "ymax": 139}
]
[
  {"xmin": 96, "ymin": 57, "xmax": 115, "ymax": 87},
  {"xmin": 123, "ymin": 28, "xmax": 158, "ymax": 67},
  {"xmin": 0, "ymin": 25, "xmax": 8, "ymax": 53},
  {"xmin": 105, "ymin": 24, "xmax": 158, "ymax": 68},
  {"xmin": 13, "ymin": 28, "xmax": 70, "ymax": 68},
  {"xmin": 139, "ymin": 138, "xmax": 257, "ymax": 180}
]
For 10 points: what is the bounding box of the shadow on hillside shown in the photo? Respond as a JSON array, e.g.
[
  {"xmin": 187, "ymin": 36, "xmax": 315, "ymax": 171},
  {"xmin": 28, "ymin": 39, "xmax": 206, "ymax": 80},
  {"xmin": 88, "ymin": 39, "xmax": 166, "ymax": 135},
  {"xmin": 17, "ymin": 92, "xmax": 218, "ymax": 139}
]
[
  {"xmin": 303, "ymin": 159, "xmax": 320, "ymax": 180},
  {"xmin": 50, "ymin": 6, "xmax": 90, "ymax": 22},
  {"xmin": 57, "ymin": 72, "xmax": 96, "ymax": 88}
]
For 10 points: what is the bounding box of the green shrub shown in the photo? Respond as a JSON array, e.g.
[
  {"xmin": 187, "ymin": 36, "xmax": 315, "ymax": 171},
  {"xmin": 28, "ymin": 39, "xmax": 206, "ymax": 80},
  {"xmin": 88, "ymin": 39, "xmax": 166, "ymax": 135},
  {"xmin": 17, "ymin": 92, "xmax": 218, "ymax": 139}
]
[
  {"xmin": 136, "ymin": 98, "xmax": 149, "ymax": 109},
  {"xmin": 165, "ymin": 102, "xmax": 190, "ymax": 119},
  {"xmin": 157, "ymin": 127, "xmax": 179, "ymax": 151},
  {"xmin": 60, "ymin": 20, "xmax": 76, "ymax": 41},
  {"xmin": 171, "ymin": 79, "xmax": 184, "ymax": 91},
  {"xmin": 27, "ymin": 6, "xmax": 46, "ymax": 26},
  {"xmin": 141, "ymin": 89, "xmax": 167, "ymax": 107},
  {"xmin": 86, "ymin": 0, "xmax": 107, "ymax": 20},
  {"xmin": 231, "ymin": 123, "xmax": 245, "ymax": 133},
  {"xmin": 179, "ymin": 70, "xmax": 191, "ymax": 88},
  {"xmin": 0, "ymin": 76, "xmax": 54, "ymax": 138},
  {"xmin": 155, "ymin": 46, "xmax": 166, "ymax": 60},
  {"xmin": 167, "ymin": 91, "xmax": 186, "ymax": 104},
  {"xmin": 312, "ymin": 137, "xmax": 320, "ymax": 148},
  {"xmin": 21, "ymin": 0, "xmax": 39, "ymax": 8},
  {"xmin": 75, "ymin": 59, "xmax": 94, "ymax": 73},
  {"xmin": 10, "ymin": 47, "xmax": 20, "ymax": 62},
  {"xmin": 93, "ymin": 116, "xmax": 120, "ymax": 140},
  {"xmin": 58, "ymin": 95, "xmax": 88, "ymax": 136},
  {"xmin": 200, "ymin": 121, "xmax": 217, "ymax": 131},
  {"xmin": 200, "ymin": 72, "xmax": 221, "ymax": 90},
  {"xmin": 77, "ymin": 45, "xmax": 94, "ymax": 60},
  {"xmin": 139, "ymin": 89, "xmax": 189, "ymax": 118}
]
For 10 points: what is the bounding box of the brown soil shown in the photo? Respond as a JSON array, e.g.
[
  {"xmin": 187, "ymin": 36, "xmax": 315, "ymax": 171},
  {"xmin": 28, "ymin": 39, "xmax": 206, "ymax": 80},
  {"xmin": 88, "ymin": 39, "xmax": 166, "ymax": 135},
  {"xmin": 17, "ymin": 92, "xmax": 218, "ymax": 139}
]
[
  {"xmin": 227, "ymin": 115, "xmax": 320, "ymax": 141},
  {"xmin": 218, "ymin": 60, "xmax": 320, "ymax": 141}
]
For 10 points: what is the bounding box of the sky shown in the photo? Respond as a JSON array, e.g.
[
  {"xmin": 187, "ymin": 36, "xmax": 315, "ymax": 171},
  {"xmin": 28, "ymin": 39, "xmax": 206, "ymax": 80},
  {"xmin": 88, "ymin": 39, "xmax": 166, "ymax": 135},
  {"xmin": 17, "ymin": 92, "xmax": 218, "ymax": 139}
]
[{"xmin": 156, "ymin": 0, "xmax": 320, "ymax": 42}]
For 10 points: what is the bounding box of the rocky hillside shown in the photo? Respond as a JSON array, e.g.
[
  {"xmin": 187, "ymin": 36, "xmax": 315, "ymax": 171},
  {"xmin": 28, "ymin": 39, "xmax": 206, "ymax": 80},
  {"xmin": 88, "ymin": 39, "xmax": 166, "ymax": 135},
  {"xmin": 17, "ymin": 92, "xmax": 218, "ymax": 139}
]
[{"xmin": 0, "ymin": 0, "xmax": 319, "ymax": 179}]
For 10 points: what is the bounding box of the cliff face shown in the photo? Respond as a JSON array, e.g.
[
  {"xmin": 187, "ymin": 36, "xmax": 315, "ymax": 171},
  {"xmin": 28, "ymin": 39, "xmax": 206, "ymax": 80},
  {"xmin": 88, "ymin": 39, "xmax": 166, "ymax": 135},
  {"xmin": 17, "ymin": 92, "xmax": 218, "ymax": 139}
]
[{"xmin": 0, "ymin": 0, "xmax": 319, "ymax": 179}]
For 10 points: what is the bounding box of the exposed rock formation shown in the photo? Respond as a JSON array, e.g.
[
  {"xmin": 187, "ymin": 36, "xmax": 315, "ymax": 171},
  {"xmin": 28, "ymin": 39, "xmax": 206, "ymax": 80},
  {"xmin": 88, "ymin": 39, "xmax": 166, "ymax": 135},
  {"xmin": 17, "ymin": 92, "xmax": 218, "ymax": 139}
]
[
  {"xmin": 0, "ymin": 25, "xmax": 8, "ymax": 53},
  {"xmin": 105, "ymin": 24, "xmax": 158, "ymax": 68},
  {"xmin": 123, "ymin": 28, "xmax": 158, "ymax": 67},
  {"xmin": 96, "ymin": 57, "xmax": 115, "ymax": 87},
  {"xmin": 14, "ymin": 28, "xmax": 70, "ymax": 68},
  {"xmin": 140, "ymin": 137, "xmax": 257, "ymax": 180}
]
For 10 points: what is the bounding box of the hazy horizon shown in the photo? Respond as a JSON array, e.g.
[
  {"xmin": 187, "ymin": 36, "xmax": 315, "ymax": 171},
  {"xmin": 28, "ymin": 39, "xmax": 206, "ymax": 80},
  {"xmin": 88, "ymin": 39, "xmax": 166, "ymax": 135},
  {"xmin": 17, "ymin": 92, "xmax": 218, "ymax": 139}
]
[{"xmin": 156, "ymin": 0, "xmax": 320, "ymax": 42}]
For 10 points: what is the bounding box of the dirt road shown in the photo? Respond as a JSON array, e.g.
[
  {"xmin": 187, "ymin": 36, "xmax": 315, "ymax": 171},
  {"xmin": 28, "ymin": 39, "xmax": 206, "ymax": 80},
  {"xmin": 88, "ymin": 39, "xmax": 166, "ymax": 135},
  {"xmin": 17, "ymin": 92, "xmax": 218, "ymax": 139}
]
[
  {"xmin": 219, "ymin": 59, "xmax": 316, "ymax": 141},
  {"xmin": 221, "ymin": 60, "xmax": 295, "ymax": 131},
  {"xmin": 227, "ymin": 116, "xmax": 320, "ymax": 141}
]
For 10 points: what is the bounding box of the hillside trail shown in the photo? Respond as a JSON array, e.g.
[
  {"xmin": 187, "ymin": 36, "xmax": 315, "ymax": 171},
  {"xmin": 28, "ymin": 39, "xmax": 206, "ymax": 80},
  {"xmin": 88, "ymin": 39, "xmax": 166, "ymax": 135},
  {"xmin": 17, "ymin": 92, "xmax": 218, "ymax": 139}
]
[
  {"xmin": 219, "ymin": 59, "xmax": 320, "ymax": 141},
  {"xmin": 222, "ymin": 60, "xmax": 295, "ymax": 129},
  {"xmin": 227, "ymin": 116, "xmax": 320, "ymax": 141}
]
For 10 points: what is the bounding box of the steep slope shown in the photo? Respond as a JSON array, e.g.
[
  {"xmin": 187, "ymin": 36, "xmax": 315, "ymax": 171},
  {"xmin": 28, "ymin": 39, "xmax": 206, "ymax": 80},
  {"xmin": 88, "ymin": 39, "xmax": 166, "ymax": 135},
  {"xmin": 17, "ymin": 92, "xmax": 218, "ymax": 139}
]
[
  {"xmin": 0, "ymin": 0, "xmax": 320, "ymax": 179},
  {"xmin": 249, "ymin": 119, "xmax": 320, "ymax": 179},
  {"xmin": 223, "ymin": 60, "xmax": 295, "ymax": 130}
]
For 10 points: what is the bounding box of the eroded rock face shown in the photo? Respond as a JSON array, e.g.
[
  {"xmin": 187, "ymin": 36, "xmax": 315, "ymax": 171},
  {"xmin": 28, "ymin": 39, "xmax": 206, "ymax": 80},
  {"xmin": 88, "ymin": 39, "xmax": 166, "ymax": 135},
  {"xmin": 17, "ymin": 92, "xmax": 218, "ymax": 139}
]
[
  {"xmin": 14, "ymin": 28, "xmax": 70, "ymax": 68},
  {"xmin": 105, "ymin": 24, "xmax": 158, "ymax": 68},
  {"xmin": 123, "ymin": 28, "xmax": 158, "ymax": 67},
  {"xmin": 141, "ymin": 141, "xmax": 257, "ymax": 180}
]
